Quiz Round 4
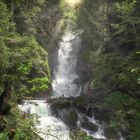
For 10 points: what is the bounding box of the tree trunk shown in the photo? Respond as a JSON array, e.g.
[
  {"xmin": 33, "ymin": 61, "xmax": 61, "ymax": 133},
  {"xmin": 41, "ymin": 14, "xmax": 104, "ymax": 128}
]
[
  {"xmin": 0, "ymin": 81, "xmax": 11, "ymax": 114},
  {"xmin": 10, "ymin": 0, "xmax": 15, "ymax": 19}
]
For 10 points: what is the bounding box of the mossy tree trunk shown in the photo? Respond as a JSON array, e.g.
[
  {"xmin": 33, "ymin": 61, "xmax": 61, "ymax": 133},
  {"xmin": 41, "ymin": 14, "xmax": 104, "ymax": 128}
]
[{"xmin": 0, "ymin": 81, "xmax": 11, "ymax": 115}]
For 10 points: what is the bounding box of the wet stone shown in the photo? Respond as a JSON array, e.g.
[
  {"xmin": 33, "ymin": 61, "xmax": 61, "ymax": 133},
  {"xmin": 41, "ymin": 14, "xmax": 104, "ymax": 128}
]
[{"xmin": 81, "ymin": 121, "xmax": 98, "ymax": 132}]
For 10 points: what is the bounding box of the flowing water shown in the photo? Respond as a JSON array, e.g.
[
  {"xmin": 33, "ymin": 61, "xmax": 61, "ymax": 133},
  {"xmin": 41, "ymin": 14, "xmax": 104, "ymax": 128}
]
[
  {"xmin": 52, "ymin": 31, "xmax": 81, "ymax": 97},
  {"xmin": 83, "ymin": 115, "xmax": 106, "ymax": 139},
  {"xmin": 19, "ymin": 31, "xmax": 124, "ymax": 140},
  {"xmin": 19, "ymin": 31, "xmax": 81, "ymax": 140},
  {"xmin": 19, "ymin": 100, "xmax": 70, "ymax": 140}
]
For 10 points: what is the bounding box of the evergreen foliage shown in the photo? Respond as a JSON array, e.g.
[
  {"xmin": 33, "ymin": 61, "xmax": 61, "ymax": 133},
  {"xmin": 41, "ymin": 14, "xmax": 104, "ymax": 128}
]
[
  {"xmin": 0, "ymin": 0, "xmax": 50, "ymax": 139},
  {"xmin": 0, "ymin": 0, "xmax": 140, "ymax": 139},
  {"xmin": 77, "ymin": 0, "xmax": 140, "ymax": 139}
]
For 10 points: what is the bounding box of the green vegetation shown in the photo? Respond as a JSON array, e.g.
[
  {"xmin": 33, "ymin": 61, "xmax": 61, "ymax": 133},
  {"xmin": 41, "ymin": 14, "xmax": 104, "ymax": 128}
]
[
  {"xmin": 0, "ymin": 35, "xmax": 50, "ymax": 97},
  {"xmin": 70, "ymin": 129, "xmax": 95, "ymax": 140},
  {"xmin": 0, "ymin": 0, "xmax": 140, "ymax": 139},
  {"xmin": 77, "ymin": 0, "xmax": 140, "ymax": 139},
  {"xmin": 0, "ymin": 104, "xmax": 35, "ymax": 140},
  {"xmin": 0, "ymin": 0, "xmax": 50, "ymax": 139}
]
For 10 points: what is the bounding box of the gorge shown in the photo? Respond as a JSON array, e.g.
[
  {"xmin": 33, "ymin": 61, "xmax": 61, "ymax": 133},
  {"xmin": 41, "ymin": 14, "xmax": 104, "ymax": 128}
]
[
  {"xmin": 19, "ymin": 30, "xmax": 106, "ymax": 140},
  {"xmin": 0, "ymin": 0, "xmax": 140, "ymax": 140}
]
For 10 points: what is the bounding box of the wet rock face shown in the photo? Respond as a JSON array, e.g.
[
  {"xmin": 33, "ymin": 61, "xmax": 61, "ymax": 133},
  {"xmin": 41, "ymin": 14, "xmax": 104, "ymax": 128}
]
[
  {"xmin": 76, "ymin": 105, "xmax": 93, "ymax": 117},
  {"xmin": 81, "ymin": 121, "xmax": 98, "ymax": 132},
  {"xmin": 82, "ymin": 82, "xmax": 91, "ymax": 95},
  {"xmin": 76, "ymin": 104, "xmax": 87, "ymax": 114},
  {"xmin": 86, "ymin": 108, "xmax": 93, "ymax": 117},
  {"xmin": 51, "ymin": 106, "xmax": 78, "ymax": 130},
  {"xmin": 63, "ymin": 108, "xmax": 78, "ymax": 129},
  {"xmin": 73, "ymin": 78, "xmax": 81, "ymax": 86},
  {"xmin": 47, "ymin": 97, "xmax": 120, "ymax": 139},
  {"xmin": 48, "ymin": 46, "xmax": 59, "ymax": 78}
]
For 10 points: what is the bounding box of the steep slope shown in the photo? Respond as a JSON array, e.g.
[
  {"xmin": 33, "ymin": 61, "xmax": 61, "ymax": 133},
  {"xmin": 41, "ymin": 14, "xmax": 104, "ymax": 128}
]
[{"xmin": 77, "ymin": 0, "xmax": 140, "ymax": 139}]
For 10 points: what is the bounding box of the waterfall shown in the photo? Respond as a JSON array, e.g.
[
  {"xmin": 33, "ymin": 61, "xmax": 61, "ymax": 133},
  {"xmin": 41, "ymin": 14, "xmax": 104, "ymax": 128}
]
[
  {"xmin": 19, "ymin": 100, "xmax": 70, "ymax": 140},
  {"xmin": 84, "ymin": 115, "xmax": 106, "ymax": 139},
  {"xmin": 19, "ymin": 30, "xmax": 124, "ymax": 140},
  {"xmin": 18, "ymin": 31, "xmax": 81, "ymax": 140},
  {"xmin": 52, "ymin": 31, "xmax": 81, "ymax": 97}
]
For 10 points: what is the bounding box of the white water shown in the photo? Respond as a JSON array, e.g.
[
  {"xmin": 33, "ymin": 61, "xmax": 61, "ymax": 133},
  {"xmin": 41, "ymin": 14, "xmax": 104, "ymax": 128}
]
[
  {"xmin": 86, "ymin": 116, "xmax": 106, "ymax": 139},
  {"xmin": 52, "ymin": 31, "xmax": 81, "ymax": 97},
  {"xmin": 77, "ymin": 112, "xmax": 106, "ymax": 140},
  {"xmin": 19, "ymin": 31, "xmax": 124, "ymax": 140},
  {"xmin": 19, "ymin": 31, "xmax": 81, "ymax": 140},
  {"xmin": 19, "ymin": 100, "xmax": 70, "ymax": 140}
]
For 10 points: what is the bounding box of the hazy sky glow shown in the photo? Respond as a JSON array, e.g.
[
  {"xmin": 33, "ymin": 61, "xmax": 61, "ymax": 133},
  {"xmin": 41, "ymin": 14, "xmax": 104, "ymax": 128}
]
[{"xmin": 65, "ymin": 0, "xmax": 82, "ymax": 7}]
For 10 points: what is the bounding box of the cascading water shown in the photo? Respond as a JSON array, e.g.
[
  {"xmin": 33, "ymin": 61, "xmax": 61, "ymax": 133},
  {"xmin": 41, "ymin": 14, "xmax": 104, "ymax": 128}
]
[
  {"xmin": 19, "ymin": 30, "xmax": 124, "ymax": 140},
  {"xmin": 80, "ymin": 114, "xmax": 106, "ymax": 139},
  {"xmin": 19, "ymin": 100, "xmax": 70, "ymax": 140},
  {"xmin": 52, "ymin": 31, "xmax": 81, "ymax": 97},
  {"xmin": 19, "ymin": 31, "xmax": 81, "ymax": 140}
]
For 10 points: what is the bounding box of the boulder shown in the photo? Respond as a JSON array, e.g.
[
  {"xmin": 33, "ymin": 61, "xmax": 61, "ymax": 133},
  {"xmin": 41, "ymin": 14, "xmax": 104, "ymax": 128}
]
[
  {"xmin": 53, "ymin": 108, "xmax": 78, "ymax": 130},
  {"xmin": 81, "ymin": 121, "xmax": 98, "ymax": 132}
]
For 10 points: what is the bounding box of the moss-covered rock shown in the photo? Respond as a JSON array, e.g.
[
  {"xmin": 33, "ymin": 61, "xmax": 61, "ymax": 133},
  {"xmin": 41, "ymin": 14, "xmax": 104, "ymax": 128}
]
[
  {"xmin": 70, "ymin": 129, "xmax": 95, "ymax": 140},
  {"xmin": 48, "ymin": 97, "xmax": 72, "ymax": 109},
  {"xmin": 60, "ymin": 108, "xmax": 78, "ymax": 129},
  {"xmin": 82, "ymin": 121, "xmax": 98, "ymax": 133}
]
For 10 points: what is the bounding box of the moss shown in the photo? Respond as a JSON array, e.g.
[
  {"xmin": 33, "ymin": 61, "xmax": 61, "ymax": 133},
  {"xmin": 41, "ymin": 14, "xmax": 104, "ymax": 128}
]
[
  {"xmin": 73, "ymin": 96, "xmax": 91, "ymax": 106},
  {"xmin": 99, "ymin": 92, "xmax": 129, "ymax": 109},
  {"xmin": 126, "ymin": 109, "xmax": 140, "ymax": 139},
  {"xmin": 97, "ymin": 91, "xmax": 140, "ymax": 139},
  {"xmin": 104, "ymin": 125, "xmax": 119, "ymax": 139},
  {"xmin": 0, "ymin": 103, "xmax": 35, "ymax": 140},
  {"xmin": 2, "ymin": 35, "xmax": 51, "ymax": 97},
  {"xmin": 50, "ymin": 98, "xmax": 71, "ymax": 109},
  {"xmin": 0, "ymin": 130, "xmax": 9, "ymax": 140},
  {"xmin": 70, "ymin": 129, "xmax": 95, "ymax": 140},
  {"xmin": 48, "ymin": 96, "xmax": 93, "ymax": 110},
  {"xmin": 69, "ymin": 109, "xmax": 77, "ymax": 122}
]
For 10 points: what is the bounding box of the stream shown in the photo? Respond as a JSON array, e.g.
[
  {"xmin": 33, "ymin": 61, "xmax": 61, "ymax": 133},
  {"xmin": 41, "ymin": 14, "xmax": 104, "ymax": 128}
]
[{"xmin": 19, "ymin": 31, "xmax": 123, "ymax": 140}]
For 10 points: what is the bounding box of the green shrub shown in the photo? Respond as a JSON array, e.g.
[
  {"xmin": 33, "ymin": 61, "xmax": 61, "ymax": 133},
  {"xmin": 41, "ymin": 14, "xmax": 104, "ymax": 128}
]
[
  {"xmin": 0, "ymin": 131, "xmax": 8, "ymax": 140},
  {"xmin": 14, "ymin": 129, "xmax": 29, "ymax": 140}
]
